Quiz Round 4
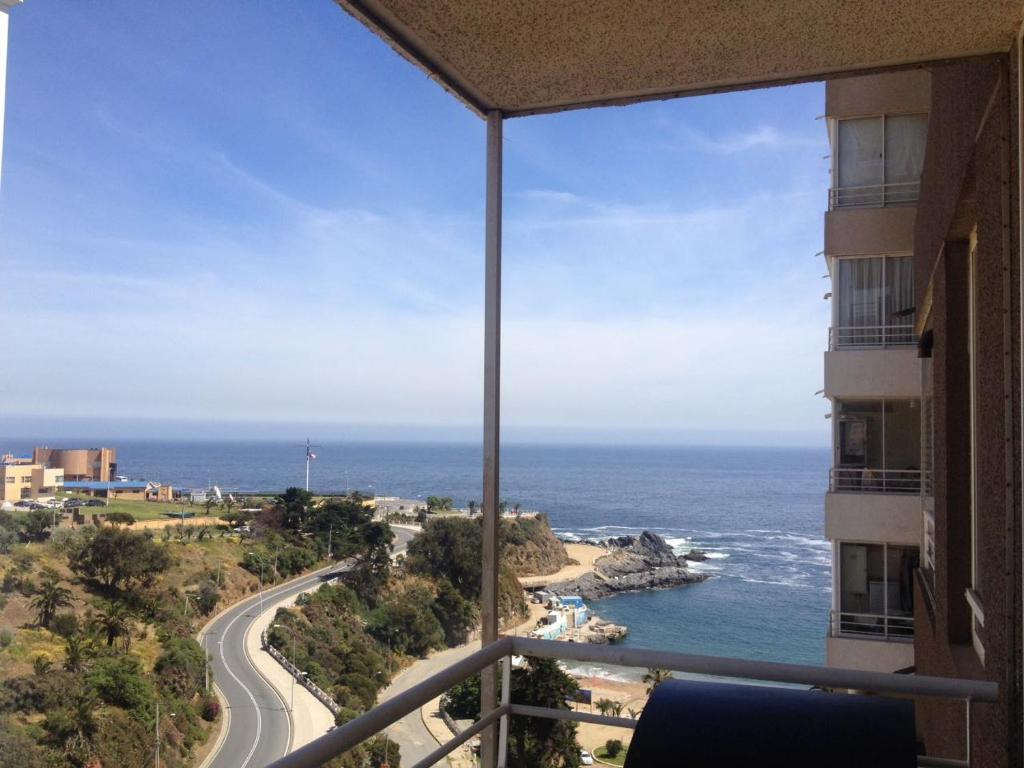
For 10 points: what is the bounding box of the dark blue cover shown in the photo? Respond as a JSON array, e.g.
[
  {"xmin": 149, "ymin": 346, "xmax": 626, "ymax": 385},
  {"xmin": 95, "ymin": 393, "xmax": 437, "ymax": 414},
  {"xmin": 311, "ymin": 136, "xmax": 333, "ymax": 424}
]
[{"xmin": 624, "ymin": 679, "xmax": 916, "ymax": 767}]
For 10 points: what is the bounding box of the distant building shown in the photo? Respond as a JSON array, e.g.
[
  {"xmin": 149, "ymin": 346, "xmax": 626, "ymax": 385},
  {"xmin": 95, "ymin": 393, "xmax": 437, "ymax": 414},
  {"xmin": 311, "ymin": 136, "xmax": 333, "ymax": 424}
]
[
  {"xmin": 33, "ymin": 446, "xmax": 117, "ymax": 482},
  {"xmin": 1, "ymin": 460, "xmax": 63, "ymax": 501},
  {"xmin": 63, "ymin": 480, "xmax": 147, "ymax": 501},
  {"xmin": 822, "ymin": 70, "xmax": 929, "ymax": 674}
]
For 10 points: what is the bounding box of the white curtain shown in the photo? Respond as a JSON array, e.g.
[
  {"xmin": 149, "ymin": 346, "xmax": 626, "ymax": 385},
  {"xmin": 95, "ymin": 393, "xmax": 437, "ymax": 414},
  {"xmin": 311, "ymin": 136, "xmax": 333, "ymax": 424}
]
[
  {"xmin": 838, "ymin": 118, "xmax": 883, "ymax": 189},
  {"xmin": 884, "ymin": 256, "xmax": 914, "ymax": 327},
  {"xmin": 884, "ymin": 115, "xmax": 928, "ymax": 185},
  {"xmin": 838, "ymin": 257, "xmax": 884, "ymax": 328}
]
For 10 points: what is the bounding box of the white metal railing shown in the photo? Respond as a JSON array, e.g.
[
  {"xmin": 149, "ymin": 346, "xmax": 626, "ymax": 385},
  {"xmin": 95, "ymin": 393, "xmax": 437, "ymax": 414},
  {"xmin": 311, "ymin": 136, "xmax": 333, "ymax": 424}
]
[
  {"xmin": 831, "ymin": 610, "xmax": 914, "ymax": 641},
  {"xmin": 829, "ymin": 180, "xmax": 920, "ymax": 209},
  {"xmin": 830, "ymin": 467, "xmax": 924, "ymax": 494},
  {"xmin": 264, "ymin": 635, "xmax": 997, "ymax": 768},
  {"xmin": 829, "ymin": 324, "xmax": 916, "ymax": 349}
]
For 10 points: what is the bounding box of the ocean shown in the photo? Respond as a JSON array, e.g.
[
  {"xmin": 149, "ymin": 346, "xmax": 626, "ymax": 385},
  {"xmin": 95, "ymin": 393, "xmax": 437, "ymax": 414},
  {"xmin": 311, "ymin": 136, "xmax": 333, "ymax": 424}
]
[{"xmin": 4, "ymin": 439, "xmax": 831, "ymax": 667}]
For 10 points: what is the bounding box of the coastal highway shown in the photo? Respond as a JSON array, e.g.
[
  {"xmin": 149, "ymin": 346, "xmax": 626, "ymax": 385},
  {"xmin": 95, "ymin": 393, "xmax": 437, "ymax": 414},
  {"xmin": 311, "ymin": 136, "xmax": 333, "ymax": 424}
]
[{"xmin": 203, "ymin": 526, "xmax": 416, "ymax": 768}]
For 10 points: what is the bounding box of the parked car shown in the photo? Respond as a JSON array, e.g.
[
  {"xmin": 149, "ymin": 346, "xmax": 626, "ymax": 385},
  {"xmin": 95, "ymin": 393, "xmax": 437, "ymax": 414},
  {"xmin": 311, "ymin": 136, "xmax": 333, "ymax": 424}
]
[
  {"xmin": 65, "ymin": 499, "xmax": 85, "ymax": 508},
  {"xmin": 14, "ymin": 500, "xmax": 44, "ymax": 510},
  {"xmin": 580, "ymin": 750, "xmax": 594, "ymax": 765},
  {"xmin": 83, "ymin": 499, "xmax": 106, "ymax": 507}
]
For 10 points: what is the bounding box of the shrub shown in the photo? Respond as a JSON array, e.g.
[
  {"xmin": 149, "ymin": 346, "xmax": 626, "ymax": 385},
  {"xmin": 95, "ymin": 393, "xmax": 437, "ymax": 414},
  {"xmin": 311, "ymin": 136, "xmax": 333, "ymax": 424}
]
[
  {"xmin": 0, "ymin": 629, "xmax": 12, "ymax": 648},
  {"xmin": 200, "ymin": 696, "xmax": 220, "ymax": 722},
  {"xmin": 51, "ymin": 612, "xmax": 80, "ymax": 638},
  {"xmin": 605, "ymin": 739, "xmax": 624, "ymax": 758},
  {"xmin": 87, "ymin": 655, "xmax": 156, "ymax": 717}
]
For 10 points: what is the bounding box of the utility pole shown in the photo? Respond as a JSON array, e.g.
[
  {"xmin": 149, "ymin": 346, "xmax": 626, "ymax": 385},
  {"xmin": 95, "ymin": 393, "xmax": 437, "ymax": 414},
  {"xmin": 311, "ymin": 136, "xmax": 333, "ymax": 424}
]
[
  {"xmin": 155, "ymin": 700, "xmax": 159, "ymax": 768},
  {"xmin": 327, "ymin": 524, "xmax": 333, "ymax": 561}
]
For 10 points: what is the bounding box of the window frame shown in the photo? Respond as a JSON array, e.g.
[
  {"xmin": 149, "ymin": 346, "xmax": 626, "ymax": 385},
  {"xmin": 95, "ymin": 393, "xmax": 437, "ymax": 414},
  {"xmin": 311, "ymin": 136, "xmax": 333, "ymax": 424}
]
[{"xmin": 831, "ymin": 112, "xmax": 928, "ymax": 209}]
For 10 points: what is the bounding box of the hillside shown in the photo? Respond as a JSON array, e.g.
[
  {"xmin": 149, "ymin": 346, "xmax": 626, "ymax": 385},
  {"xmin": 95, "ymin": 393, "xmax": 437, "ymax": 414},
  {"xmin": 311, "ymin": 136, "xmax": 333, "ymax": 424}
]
[{"xmin": 500, "ymin": 514, "xmax": 573, "ymax": 577}]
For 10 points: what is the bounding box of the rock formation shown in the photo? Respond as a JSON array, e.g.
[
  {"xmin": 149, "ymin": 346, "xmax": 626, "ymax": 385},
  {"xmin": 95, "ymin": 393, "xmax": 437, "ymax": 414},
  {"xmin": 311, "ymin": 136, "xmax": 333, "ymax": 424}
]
[{"xmin": 548, "ymin": 531, "xmax": 707, "ymax": 599}]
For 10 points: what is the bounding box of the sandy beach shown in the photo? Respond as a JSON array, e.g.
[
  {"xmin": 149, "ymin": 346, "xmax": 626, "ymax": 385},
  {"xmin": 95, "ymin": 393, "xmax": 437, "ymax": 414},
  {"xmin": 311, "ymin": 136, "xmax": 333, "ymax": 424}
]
[{"xmin": 518, "ymin": 542, "xmax": 608, "ymax": 587}]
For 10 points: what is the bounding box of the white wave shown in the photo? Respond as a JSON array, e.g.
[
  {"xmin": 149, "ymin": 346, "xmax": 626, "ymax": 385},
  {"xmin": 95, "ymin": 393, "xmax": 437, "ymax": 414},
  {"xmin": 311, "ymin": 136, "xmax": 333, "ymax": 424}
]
[
  {"xmin": 702, "ymin": 551, "xmax": 730, "ymax": 559},
  {"xmin": 687, "ymin": 560, "xmax": 723, "ymax": 572}
]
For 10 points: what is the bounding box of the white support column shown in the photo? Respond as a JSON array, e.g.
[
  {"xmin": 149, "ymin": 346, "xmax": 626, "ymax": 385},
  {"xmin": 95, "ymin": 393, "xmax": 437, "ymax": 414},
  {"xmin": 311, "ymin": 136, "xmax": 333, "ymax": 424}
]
[
  {"xmin": 0, "ymin": 1, "xmax": 21, "ymax": 188},
  {"xmin": 480, "ymin": 109, "xmax": 503, "ymax": 768}
]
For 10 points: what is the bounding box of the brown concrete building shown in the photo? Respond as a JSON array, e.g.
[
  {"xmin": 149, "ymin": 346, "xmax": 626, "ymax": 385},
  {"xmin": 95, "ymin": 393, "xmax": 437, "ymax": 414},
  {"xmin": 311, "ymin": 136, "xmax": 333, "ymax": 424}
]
[
  {"xmin": 913, "ymin": 55, "xmax": 1023, "ymax": 766},
  {"xmin": 33, "ymin": 446, "xmax": 117, "ymax": 482},
  {"xmin": 824, "ymin": 71, "xmax": 931, "ymax": 674}
]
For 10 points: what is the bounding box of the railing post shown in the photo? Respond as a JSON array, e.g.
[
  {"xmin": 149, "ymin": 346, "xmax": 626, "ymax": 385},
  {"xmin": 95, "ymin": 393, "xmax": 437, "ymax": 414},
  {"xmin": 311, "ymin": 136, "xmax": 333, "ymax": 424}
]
[
  {"xmin": 480, "ymin": 108, "xmax": 503, "ymax": 768},
  {"xmin": 497, "ymin": 655, "xmax": 511, "ymax": 768}
]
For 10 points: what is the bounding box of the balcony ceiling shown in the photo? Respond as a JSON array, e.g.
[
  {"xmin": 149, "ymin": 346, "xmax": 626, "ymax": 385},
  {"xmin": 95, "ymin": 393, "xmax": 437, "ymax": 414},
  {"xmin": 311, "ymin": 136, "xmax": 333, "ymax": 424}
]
[{"xmin": 335, "ymin": 0, "xmax": 1023, "ymax": 117}]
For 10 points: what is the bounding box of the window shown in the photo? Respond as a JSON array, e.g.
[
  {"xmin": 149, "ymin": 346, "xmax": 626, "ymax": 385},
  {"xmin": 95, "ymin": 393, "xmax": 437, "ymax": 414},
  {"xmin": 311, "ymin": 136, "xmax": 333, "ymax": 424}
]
[
  {"xmin": 833, "ymin": 114, "xmax": 928, "ymax": 208},
  {"xmin": 921, "ymin": 353, "xmax": 936, "ymax": 594},
  {"xmin": 832, "ymin": 399, "xmax": 921, "ymax": 493},
  {"xmin": 4, "ymin": 477, "xmax": 13, "ymax": 484},
  {"xmin": 838, "ymin": 542, "xmax": 918, "ymax": 639},
  {"xmin": 967, "ymin": 228, "xmax": 985, "ymax": 663},
  {"xmin": 833, "ymin": 255, "xmax": 914, "ymax": 347}
]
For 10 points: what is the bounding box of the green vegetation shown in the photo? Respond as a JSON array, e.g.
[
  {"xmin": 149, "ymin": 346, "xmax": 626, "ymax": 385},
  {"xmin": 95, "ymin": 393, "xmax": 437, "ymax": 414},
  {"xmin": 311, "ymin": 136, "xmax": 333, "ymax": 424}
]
[
  {"xmin": 441, "ymin": 658, "xmax": 582, "ymax": 768},
  {"xmin": 595, "ymin": 740, "xmax": 627, "ymax": 766},
  {"xmin": 642, "ymin": 667, "xmax": 672, "ymax": 694},
  {"xmin": 405, "ymin": 516, "xmax": 528, "ymax": 628}
]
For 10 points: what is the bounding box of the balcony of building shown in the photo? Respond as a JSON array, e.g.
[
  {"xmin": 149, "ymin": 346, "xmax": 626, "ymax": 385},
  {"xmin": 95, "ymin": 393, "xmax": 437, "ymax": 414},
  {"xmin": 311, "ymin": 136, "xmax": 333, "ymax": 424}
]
[
  {"xmin": 830, "ymin": 399, "xmax": 923, "ymax": 492},
  {"xmin": 827, "ymin": 543, "xmax": 918, "ymax": 674}
]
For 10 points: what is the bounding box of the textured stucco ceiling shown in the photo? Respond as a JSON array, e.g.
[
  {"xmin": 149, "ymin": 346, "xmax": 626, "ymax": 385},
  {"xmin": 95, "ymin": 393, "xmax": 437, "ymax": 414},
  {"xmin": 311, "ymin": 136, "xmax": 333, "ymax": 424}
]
[{"xmin": 335, "ymin": 0, "xmax": 1023, "ymax": 117}]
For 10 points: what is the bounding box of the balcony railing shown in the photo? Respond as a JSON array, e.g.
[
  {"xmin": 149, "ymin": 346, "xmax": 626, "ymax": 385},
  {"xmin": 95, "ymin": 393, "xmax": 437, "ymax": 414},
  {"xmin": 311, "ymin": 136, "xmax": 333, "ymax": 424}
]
[
  {"xmin": 829, "ymin": 181, "xmax": 920, "ymax": 209},
  {"xmin": 830, "ymin": 467, "xmax": 923, "ymax": 494},
  {"xmin": 829, "ymin": 324, "xmax": 916, "ymax": 349},
  {"xmin": 831, "ymin": 610, "xmax": 914, "ymax": 641},
  {"xmin": 265, "ymin": 635, "xmax": 997, "ymax": 768}
]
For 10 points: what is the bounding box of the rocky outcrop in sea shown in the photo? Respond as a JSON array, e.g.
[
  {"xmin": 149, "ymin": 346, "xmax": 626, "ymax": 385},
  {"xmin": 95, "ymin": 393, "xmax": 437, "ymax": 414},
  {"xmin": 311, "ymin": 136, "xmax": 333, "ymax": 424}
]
[{"xmin": 549, "ymin": 531, "xmax": 708, "ymax": 599}]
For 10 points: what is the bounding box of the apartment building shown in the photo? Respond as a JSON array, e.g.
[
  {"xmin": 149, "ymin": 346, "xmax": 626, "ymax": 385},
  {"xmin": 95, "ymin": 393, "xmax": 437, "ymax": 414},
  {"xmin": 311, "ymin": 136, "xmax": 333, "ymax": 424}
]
[
  {"xmin": 823, "ymin": 71, "xmax": 931, "ymax": 674},
  {"xmin": 1, "ymin": 459, "xmax": 64, "ymax": 501},
  {"xmin": 33, "ymin": 446, "xmax": 117, "ymax": 482},
  {"xmin": 911, "ymin": 55, "xmax": 1022, "ymax": 766}
]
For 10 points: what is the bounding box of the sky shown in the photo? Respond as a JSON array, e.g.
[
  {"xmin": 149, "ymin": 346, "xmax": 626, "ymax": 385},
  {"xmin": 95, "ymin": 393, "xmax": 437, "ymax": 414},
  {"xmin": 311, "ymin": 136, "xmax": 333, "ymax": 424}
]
[{"xmin": 1, "ymin": 2, "xmax": 831, "ymax": 446}]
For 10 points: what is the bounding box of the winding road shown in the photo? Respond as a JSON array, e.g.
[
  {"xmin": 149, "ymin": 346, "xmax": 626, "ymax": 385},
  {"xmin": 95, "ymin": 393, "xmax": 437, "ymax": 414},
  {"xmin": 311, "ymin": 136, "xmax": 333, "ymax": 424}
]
[{"xmin": 201, "ymin": 526, "xmax": 416, "ymax": 768}]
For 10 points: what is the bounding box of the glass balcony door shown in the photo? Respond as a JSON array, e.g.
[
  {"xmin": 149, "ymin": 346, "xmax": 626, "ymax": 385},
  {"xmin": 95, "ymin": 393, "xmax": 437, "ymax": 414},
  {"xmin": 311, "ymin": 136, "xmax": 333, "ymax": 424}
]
[
  {"xmin": 833, "ymin": 399, "xmax": 921, "ymax": 493},
  {"xmin": 837, "ymin": 542, "xmax": 918, "ymax": 639},
  {"xmin": 833, "ymin": 255, "xmax": 914, "ymax": 348}
]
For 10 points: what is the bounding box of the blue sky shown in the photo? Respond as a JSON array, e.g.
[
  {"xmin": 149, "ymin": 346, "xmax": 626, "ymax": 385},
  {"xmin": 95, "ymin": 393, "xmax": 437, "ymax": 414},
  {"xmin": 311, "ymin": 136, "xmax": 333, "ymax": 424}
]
[{"xmin": 2, "ymin": 2, "xmax": 831, "ymax": 445}]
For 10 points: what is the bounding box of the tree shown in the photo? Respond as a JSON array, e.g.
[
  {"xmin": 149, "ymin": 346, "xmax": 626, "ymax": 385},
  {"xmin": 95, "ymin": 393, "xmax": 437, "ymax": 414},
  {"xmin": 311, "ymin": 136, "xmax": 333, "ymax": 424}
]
[
  {"xmin": 29, "ymin": 571, "xmax": 73, "ymax": 628},
  {"xmin": 204, "ymin": 496, "xmax": 217, "ymax": 518},
  {"xmin": 21, "ymin": 509, "xmax": 52, "ymax": 542},
  {"xmin": 68, "ymin": 527, "xmax": 172, "ymax": 590},
  {"xmin": 431, "ymin": 578, "xmax": 477, "ymax": 646},
  {"xmin": 90, "ymin": 600, "xmax": 133, "ymax": 651},
  {"xmin": 103, "ymin": 511, "xmax": 135, "ymax": 526},
  {"xmin": 605, "ymin": 739, "xmax": 624, "ymax": 758},
  {"xmin": 406, "ymin": 517, "xmax": 482, "ymax": 601},
  {"xmin": 595, "ymin": 698, "xmax": 616, "ymax": 717},
  {"xmin": 275, "ymin": 487, "xmax": 314, "ymax": 530},
  {"xmin": 642, "ymin": 667, "xmax": 672, "ymax": 694},
  {"xmin": 368, "ymin": 587, "xmax": 445, "ymax": 657},
  {"xmin": 627, "ymin": 707, "xmax": 641, "ymax": 719},
  {"xmin": 426, "ymin": 496, "xmax": 453, "ymax": 512},
  {"xmin": 63, "ymin": 634, "xmax": 88, "ymax": 673},
  {"xmin": 507, "ymin": 658, "xmax": 582, "ymax": 768}
]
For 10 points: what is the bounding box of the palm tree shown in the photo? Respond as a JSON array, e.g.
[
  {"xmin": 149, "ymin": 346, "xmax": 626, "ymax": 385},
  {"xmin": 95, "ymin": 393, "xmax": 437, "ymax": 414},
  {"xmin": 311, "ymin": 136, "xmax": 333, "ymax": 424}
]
[
  {"xmin": 63, "ymin": 634, "xmax": 87, "ymax": 673},
  {"xmin": 595, "ymin": 698, "xmax": 615, "ymax": 716},
  {"xmin": 642, "ymin": 667, "xmax": 672, "ymax": 694},
  {"xmin": 29, "ymin": 573, "xmax": 73, "ymax": 628},
  {"xmin": 609, "ymin": 701, "xmax": 624, "ymax": 717},
  {"xmin": 627, "ymin": 707, "xmax": 641, "ymax": 719},
  {"xmin": 91, "ymin": 600, "xmax": 133, "ymax": 651}
]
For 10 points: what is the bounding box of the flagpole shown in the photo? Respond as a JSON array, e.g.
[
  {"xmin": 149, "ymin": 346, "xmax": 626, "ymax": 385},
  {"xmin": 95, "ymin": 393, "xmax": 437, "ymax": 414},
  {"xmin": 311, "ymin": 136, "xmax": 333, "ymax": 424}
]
[{"xmin": 305, "ymin": 438, "xmax": 310, "ymax": 492}]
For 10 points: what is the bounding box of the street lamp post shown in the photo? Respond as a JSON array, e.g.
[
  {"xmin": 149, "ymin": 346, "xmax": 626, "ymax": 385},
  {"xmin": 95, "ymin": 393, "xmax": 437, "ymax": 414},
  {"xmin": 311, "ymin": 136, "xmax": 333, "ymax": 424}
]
[{"xmin": 272, "ymin": 623, "xmax": 298, "ymax": 712}]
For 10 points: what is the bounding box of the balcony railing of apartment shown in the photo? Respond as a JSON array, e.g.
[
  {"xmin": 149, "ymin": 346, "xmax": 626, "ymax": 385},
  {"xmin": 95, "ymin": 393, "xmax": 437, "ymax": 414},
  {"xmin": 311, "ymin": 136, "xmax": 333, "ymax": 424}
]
[
  {"xmin": 829, "ymin": 181, "xmax": 920, "ymax": 209},
  {"xmin": 831, "ymin": 609, "xmax": 914, "ymax": 641},
  {"xmin": 829, "ymin": 324, "xmax": 916, "ymax": 349},
  {"xmin": 266, "ymin": 635, "xmax": 996, "ymax": 768},
  {"xmin": 829, "ymin": 467, "xmax": 923, "ymax": 494}
]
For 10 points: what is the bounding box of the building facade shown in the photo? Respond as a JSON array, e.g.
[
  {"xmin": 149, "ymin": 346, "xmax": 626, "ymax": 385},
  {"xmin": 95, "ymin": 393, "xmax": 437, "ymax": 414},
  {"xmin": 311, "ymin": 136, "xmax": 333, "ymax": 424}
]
[
  {"xmin": 823, "ymin": 70, "xmax": 931, "ymax": 674},
  {"xmin": 912, "ymin": 54, "xmax": 1022, "ymax": 767},
  {"xmin": 33, "ymin": 446, "xmax": 117, "ymax": 482},
  {"xmin": 1, "ymin": 460, "xmax": 63, "ymax": 501}
]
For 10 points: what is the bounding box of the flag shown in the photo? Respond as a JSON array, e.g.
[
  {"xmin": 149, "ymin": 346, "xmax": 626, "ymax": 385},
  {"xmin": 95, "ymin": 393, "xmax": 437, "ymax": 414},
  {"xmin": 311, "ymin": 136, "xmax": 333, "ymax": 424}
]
[{"xmin": 307, "ymin": 451, "xmax": 317, "ymax": 460}]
